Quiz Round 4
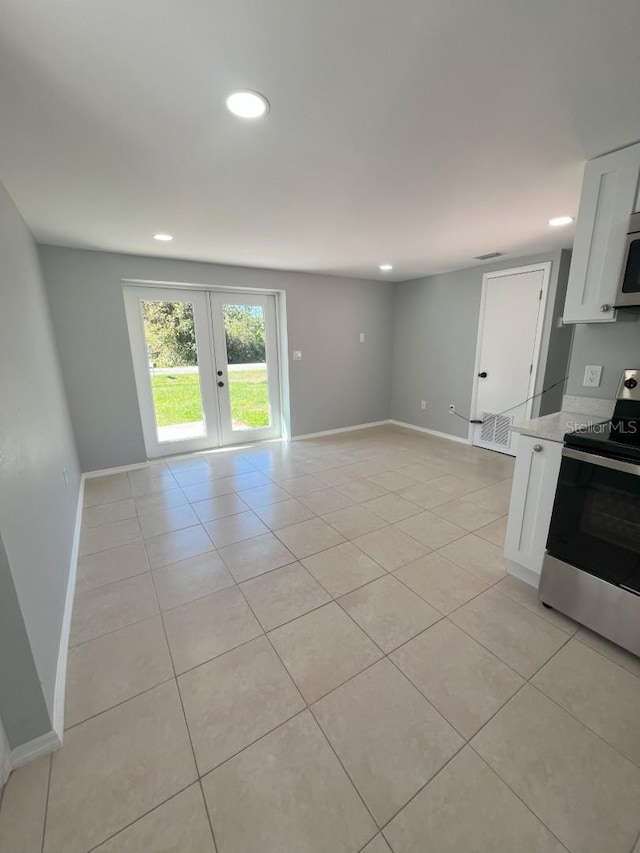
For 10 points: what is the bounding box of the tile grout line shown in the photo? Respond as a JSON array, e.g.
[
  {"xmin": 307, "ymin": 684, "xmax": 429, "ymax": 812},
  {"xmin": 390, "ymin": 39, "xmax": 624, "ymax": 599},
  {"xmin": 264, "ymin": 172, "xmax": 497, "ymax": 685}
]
[
  {"xmin": 72, "ymin": 490, "xmax": 520, "ymax": 681},
  {"xmin": 525, "ymin": 678, "xmax": 640, "ymax": 772},
  {"xmin": 63, "ymin": 672, "xmax": 177, "ymax": 733},
  {"xmin": 454, "ymin": 626, "xmax": 639, "ymax": 847},
  {"xmin": 152, "ymin": 565, "xmax": 221, "ymax": 853},
  {"xmin": 46, "ymin": 436, "xmax": 560, "ymax": 851},
  {"xmin": 230, "ymin": 566, "xmax": 392, "ymax": 837},
  {"xmin": 464, "ymin": 742, "xmax": 573, "ymax": 853},
  {"xmin": 39, "ymin": 754, "xmax": 53, "ymax": 853},
  {"xmin": 74, "ymin": 471, "xmax": 518, "ymax": 663},
  {"xmin": 67, "ymin": 575, "xmax": 635, "ymax": 850},
  {"xmin": 225, "ymin": 545, "xmax": 385, "ymax": 835},
  {"xmin": 197, "ymin": 776, "xmax": 219, "ymax": 853},
  {"xmin": 83, "ymin": 782, "xmax": 197, "ymax": 853}
]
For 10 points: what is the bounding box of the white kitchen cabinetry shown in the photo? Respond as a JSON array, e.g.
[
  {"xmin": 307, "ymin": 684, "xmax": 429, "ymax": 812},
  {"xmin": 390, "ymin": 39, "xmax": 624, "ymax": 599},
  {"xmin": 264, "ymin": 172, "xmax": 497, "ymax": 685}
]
[
  {"xmin": 563, "ymin": 143, "xmax": 640, "ymax": 324},
  {"xmin": 504, "ymin": 434, "xmax": 563, "ymax": 587}
]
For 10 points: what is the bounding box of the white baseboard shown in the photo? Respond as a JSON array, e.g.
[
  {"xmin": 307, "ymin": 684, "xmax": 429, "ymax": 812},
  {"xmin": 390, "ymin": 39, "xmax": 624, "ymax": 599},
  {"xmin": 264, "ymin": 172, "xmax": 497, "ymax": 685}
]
[
  {"xmin": 0, "ymin": 719, "xmax": 11, "ymax": 786},
  {"xmin": 10, "ymin": 729, "xmax": 62, "ymax": 771},
  {"xmin": 6, "ymin": 474, "xmax": 86, "ymax": 775},
  {"xmin": 84, "ymin": 461, "xmax": 149, "ymax": 479},
  {"xmin": 51, "ymin": 475, "xmax": 85, "ymax": 742},
  {"xmin": 506, "ymin": 559, "xmax": 540, "ymax": 589},
  {"xmin": 389, "ymin": 420, "xmax": 472, "ymax": 445},
  {"xmin": 292, "ymin": 420, "xmax": 392, "ymax": 441}
]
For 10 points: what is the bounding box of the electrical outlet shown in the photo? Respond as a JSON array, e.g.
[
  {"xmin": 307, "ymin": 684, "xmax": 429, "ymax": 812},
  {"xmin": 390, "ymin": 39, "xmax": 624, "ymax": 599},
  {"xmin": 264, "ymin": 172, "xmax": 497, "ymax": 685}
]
[
  {"xmin": 420, "ymin": 400, "xmax": 426, "ymax": 410},
  {"xmin": 359, "ymin": 332, "xmax": 365, "ymax": 343},
  {"xmin": 583, "ymin": 365, "xmax": 602, "ymax": 387},
  {"xmin": 449, "ymin": 404, "xmax": 455, "ymax": 414}
]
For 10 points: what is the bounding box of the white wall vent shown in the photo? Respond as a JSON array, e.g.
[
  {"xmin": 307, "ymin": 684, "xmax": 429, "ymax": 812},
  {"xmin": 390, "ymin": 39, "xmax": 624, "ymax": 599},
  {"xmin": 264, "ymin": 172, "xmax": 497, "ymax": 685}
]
[
  {"xmin": 474, "ymin": 251, "xmax": 505, "ymax": 261},
  {"xmin": 480, "ymin": 412, "xmax": 513, "ymax": 448}
]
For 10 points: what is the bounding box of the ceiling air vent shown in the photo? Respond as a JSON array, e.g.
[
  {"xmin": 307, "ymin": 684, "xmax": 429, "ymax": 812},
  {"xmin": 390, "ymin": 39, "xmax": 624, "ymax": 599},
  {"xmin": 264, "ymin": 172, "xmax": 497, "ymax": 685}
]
[{"xmin": 474, "ymin": 251, "xmax": 505, "ymax": 261}]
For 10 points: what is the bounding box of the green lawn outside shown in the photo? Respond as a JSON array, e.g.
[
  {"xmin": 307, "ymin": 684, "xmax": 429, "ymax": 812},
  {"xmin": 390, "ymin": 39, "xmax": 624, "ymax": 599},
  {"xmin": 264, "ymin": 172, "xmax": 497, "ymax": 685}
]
[{"xmin": 150, "ymin": 369, "xmax": 269, "ymax": 429}]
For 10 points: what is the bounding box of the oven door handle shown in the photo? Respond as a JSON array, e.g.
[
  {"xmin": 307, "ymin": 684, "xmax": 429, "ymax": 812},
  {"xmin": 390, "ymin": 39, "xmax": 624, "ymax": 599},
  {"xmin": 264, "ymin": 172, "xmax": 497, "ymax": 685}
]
[{"xmin": 562, "ymin": 447, "xmax": 640, "ymax": 476}]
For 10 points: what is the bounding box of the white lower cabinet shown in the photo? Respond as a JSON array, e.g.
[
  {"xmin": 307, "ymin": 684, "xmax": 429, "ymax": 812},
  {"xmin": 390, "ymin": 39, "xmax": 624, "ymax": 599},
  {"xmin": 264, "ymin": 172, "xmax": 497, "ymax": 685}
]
[{"xmin": 504, "ymin": 434, "xmax": 563, "ymax": 587}]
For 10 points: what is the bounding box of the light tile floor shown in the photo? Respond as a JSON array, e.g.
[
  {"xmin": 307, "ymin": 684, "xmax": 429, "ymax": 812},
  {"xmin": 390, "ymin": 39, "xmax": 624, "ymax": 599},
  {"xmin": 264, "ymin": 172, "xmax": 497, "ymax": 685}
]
[{"xmin": 2, "ymin": 426, "xmax": 640, "ymax": 852}]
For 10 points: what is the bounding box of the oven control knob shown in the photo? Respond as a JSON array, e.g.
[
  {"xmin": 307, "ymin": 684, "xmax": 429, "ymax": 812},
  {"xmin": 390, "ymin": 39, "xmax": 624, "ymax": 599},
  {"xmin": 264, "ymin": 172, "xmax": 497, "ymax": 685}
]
[
  {"xmin": 532, "ymin": 444, "xmax": 543, "ymax": 452},
  {"xmin": 624, "ymin": 377, "xmax": 638, "ymax": 390}
]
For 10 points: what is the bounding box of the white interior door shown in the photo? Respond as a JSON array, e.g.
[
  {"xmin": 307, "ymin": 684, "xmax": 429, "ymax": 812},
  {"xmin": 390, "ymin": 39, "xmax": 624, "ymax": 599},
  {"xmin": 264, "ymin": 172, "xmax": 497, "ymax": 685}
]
[
  {"xmin": 209, "ymin": 292, "xmax": 282, "ymax": 445},
  {"xmin": 472, "ymin": 265, "xmax": 549, "ymax": 455},
  {"xmin": 124, "ymin": 286, "xmax": 220, "ymax": 458}
]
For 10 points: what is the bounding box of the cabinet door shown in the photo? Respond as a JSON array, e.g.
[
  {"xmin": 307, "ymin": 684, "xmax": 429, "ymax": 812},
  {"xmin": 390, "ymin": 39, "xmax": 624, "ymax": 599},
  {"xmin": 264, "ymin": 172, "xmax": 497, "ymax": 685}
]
[
  {"xmin": 563, "ymin": 143, "xmax": 640, "ymax": 323},
  {"xmin": 504, "ymin": 435, "xmax": 563, "ymax": 575}
]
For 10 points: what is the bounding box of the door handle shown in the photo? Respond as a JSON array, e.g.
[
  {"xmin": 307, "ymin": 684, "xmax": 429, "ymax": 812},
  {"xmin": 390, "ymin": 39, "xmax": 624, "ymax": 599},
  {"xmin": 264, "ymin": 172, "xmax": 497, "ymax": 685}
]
[
  {"xmin": 478, "ymin": 371, "xmax": 488, "ymax": 378},
  {"xmin": 217, "ymin": 381, "xmax": 225, "ymax": 387}
]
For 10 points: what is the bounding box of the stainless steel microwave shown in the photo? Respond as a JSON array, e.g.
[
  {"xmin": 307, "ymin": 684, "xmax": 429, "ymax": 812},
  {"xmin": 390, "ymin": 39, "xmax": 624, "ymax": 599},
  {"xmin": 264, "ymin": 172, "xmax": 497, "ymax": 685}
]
[{"xmin": 615, "ymin": 212, "xmax": 640, "ymax": 307}]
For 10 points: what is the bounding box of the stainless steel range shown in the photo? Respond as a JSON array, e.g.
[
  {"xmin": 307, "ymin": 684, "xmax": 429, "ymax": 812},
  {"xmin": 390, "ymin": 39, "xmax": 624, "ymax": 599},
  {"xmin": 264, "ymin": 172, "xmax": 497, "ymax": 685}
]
[{"xmin": 539, "ymin": 369, "xmax": 640, "ymax": 656}]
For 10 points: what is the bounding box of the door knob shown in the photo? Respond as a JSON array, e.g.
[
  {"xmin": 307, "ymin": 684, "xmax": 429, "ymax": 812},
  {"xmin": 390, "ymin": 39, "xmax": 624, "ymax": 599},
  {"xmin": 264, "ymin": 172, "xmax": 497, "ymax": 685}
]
[
  {"xmin": 533, "ymin": 444, "xmax": 543, "ymax": 453},
  {"xmin": 478, "ymin": 371, "xmax": 488, "ymax": 378},
  {"xmin": 217, "ymin": 381, "xmax": 225, "ymax": 387}
]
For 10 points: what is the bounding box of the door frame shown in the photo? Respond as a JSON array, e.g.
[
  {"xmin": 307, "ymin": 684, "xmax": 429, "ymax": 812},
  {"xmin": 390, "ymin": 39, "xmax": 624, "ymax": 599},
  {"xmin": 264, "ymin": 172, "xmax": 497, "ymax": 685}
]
[
  {"xmin": 123, "ymin": 282, "xmax": 286, "ymax": 459},
  {"xmin": 469, "ymin": 262, "xmax": 551, "ymax": 449}
]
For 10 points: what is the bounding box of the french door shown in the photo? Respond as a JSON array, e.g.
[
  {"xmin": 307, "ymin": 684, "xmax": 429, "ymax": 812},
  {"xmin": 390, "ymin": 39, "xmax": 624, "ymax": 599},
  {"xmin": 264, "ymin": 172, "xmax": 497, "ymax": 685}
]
[{"xmin": 124, "ymin": 286, "xmax": 281, "ymax": 458}]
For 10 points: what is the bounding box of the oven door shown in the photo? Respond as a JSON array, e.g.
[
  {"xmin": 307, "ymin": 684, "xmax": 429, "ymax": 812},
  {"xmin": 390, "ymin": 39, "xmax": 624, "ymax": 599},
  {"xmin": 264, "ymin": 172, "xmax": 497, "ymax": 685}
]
[
  {"xmin": 546, "ymin": 447, "xmax": 640, "ymax": 593},
  {"xmin": 616, "ymin": 232, "xmax": 640, "ymax": 307}
]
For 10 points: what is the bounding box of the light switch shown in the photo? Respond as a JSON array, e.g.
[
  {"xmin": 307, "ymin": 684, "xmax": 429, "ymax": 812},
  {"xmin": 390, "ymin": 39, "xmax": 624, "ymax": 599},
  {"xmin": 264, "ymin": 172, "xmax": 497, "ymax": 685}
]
[
  {"xmin": 292, "ymin": 350, "xmax": 303, "ymax": 361},
  {"xmin": 359, "ymin": 332, "xmax": 365, "ymax": 343},
  {"xmin": 583, "ymin": 365, "xmax": 602, "ymax": 387}
]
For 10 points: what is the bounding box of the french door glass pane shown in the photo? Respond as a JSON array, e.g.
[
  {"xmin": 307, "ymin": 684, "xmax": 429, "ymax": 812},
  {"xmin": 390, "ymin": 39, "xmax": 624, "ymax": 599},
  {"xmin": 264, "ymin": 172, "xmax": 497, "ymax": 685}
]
[
  {"xmin": 222, "ymin": 304, "xmax": 271, "ymax": 431},
  {"xmin": 141, "ymin": 299, "xmax": 206, "ymax": 443}
]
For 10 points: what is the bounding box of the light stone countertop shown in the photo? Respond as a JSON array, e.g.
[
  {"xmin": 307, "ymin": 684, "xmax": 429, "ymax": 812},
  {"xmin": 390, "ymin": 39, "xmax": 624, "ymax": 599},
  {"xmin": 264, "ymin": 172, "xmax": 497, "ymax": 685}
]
[
  {"xmin": 511, "ymin": 394, "xmax": 615, "ymax": 443},
  {"xmin": 510, "ymin": 410, "xmax": 610, "ymax": 443}
]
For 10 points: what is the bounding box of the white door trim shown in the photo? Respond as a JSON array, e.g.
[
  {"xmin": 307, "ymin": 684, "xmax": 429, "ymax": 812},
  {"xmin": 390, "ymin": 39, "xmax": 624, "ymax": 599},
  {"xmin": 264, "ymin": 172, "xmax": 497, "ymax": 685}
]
[{"xmin": 469, "ymin": 262, "xmax": 551, "ymax": 448}]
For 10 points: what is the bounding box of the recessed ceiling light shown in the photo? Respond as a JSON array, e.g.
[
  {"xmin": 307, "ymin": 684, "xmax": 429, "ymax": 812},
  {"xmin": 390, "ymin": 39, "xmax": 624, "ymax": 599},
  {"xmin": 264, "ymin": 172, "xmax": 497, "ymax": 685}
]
[
  {"xmin": 153, "ymin": 233, "xmax": 173, "ymax": 241},
  {"xmin": 226, "ymin": 90, "xmax": 270, "ymax": 119},
  {"xmin": 548, "ymin": 216, "xmax": 574, "ymax": 227},
  {"xmin": 379, "ymin": 264, "xmax": 393, "ymax": 271}
]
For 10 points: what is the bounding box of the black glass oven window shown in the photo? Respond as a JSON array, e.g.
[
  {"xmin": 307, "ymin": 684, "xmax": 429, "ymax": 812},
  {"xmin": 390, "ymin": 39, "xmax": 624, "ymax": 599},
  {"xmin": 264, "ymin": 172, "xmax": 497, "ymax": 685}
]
[
  {"xmin": 547, "ymin": 456, "xmax": 640, "ymax": 592},
  {"xmin": 581, "ymin": 488, "xmax": 640, "ymax": 552},
  {"xmin": 622, "ymin": 237, "xmax": 640, "ymax": 294}
]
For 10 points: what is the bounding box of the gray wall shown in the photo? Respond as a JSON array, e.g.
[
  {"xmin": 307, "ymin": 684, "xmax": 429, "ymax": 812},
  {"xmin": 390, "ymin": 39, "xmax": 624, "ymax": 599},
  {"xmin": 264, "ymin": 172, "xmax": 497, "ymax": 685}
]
[
  {"xmin": 566, "ymin": 314, "xmax": 640, "ymax": 399},
  {"xmin": 0, "ymin": 183, "xmax": 81, "ymax": 746},
  {"xmin": 391, "ymin": 250, "xmax": 573, "ymax": 438},
  {"xmin": 539, "ymin": 250, "xmax": 574, "ymax": 415},
  {"xmin": 0, "ymin": 535, "xmax": 51, "ymax": 747},
  {"xmin": 39, "ymin": 246, "xmax": 394, "ymax": 472}
]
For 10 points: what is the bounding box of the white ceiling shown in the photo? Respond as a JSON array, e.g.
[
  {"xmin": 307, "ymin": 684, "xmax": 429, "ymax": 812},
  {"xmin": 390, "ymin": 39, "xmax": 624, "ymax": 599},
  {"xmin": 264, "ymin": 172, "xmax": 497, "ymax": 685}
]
[{"xmin": 1, "ymin": 0, "xmax": 640, "ymax": 281}]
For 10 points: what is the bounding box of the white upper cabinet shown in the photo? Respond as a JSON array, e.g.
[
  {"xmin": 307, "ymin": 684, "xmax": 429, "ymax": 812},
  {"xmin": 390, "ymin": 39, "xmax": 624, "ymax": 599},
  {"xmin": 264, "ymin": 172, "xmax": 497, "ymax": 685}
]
[{"xmin": 563, "ymin": 142, "xmax": 640, "ymax": 324}]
